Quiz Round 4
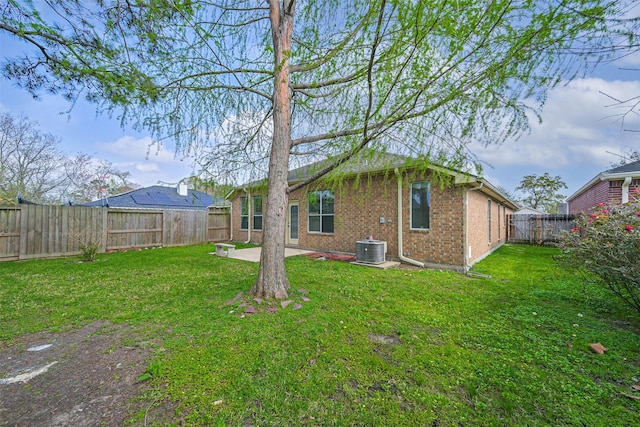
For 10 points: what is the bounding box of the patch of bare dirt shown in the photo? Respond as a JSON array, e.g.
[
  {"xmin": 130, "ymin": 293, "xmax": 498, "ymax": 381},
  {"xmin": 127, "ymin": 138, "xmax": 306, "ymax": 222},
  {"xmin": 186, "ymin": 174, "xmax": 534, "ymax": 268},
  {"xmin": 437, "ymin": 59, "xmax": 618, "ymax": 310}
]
[
  {"xmin": 303, "ymin": 252, "xmax": 357, "ymax": 262},
  {"xmin": 0, "ymin": 321, "xmax": 174, "ymax": 426}
]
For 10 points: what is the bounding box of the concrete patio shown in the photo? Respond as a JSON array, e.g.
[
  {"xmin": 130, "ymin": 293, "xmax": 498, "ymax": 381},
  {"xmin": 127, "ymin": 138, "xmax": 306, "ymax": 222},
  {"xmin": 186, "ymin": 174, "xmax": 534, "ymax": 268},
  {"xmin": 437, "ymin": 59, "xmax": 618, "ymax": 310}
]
[
  {"xmin": 212, "ymin": 246, "xmax": 314, "ymax": 262},
  {"xmin": 211, "ymin": 245, "xmax": 401, "ymax": 269}
]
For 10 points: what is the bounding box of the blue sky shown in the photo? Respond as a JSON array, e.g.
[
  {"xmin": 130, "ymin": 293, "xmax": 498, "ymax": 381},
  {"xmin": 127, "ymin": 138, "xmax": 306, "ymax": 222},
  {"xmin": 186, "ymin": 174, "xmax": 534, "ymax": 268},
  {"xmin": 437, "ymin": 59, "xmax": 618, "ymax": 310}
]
[{"xmin": 1, "ymin": 18, "xmax": 639, "ymax": 201}]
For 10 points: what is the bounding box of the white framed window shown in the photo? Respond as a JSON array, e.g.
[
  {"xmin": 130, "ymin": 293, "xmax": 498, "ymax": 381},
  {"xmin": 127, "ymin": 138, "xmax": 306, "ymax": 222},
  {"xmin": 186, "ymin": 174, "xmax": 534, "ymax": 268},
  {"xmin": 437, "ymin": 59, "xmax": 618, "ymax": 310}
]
[
  {"xmin": 253, "ymin": 196, "xmax": 263, "ymax": 231},
  {"xmin": 308, "ymin": 190, "xmax": 334, "ymax": 233},
  {"xmin": 240, "ymin": 197, "xmax": 249, "ymax": 230},
  {"xmin": 411, "ymin": 181, "xmax": 430, "ymax": 229}
]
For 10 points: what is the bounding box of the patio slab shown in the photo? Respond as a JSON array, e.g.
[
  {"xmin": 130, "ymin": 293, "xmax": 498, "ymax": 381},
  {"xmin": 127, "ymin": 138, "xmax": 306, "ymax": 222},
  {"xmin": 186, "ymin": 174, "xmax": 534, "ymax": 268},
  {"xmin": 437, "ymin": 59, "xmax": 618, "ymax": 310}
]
[
  {"xmin": 212, "ymin": 246, "xmax": 401, "ymax": 269},
  {"xmin": 211, "ymin": 247, "xmax": 314, "ymax": 263}
]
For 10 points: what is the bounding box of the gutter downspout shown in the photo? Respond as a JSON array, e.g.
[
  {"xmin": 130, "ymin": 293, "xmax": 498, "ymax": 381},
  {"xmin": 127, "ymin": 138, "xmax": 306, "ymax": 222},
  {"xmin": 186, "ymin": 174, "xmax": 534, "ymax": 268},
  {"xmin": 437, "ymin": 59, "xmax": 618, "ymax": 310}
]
[
  {"xmin": 464, "ymin": 182, "xmax": 484, "ymax": 271},
  {"xmin": 395, "ymin": 168, "xmax": 425, "ymax": 268},
  {"xmin": 243, "ymin": 188, "xmax": 251, "ymax": 244},
  {"xmin": 229, "ymin": 204, "xmax": 233, "ymax": 242},
  {"xmin": 224, "ymin": 189, "xmax": 235, "ymax": 242},
  {"xmin": 622, "ymin": 176, "xmax": 632, "ymax": 204}
]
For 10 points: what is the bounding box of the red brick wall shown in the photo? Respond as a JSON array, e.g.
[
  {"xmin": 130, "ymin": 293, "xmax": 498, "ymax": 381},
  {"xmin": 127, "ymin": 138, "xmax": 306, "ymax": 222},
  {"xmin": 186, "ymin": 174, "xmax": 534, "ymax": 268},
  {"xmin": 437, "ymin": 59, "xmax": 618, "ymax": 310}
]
[
  {"xmin": 466, "ymin": 190, "xmax": 511, "ymax": 264},
  {"xmin": 289, "ymin": 171, "xmax": 468, "ymax": 268},
  {"xmin": 569, "ymin": 180, "xmax": 608, "ymax": 214},
  {"xmin": 230, "ymin": 171, "xmax": 511, "ymax": 270},
  {"xmin": 609, "ymin": 178, "xmax": 640, "ymax": 204},
  {"xmin": 569, "ymin": 179, "xmax": 640, "ymax": 214}
]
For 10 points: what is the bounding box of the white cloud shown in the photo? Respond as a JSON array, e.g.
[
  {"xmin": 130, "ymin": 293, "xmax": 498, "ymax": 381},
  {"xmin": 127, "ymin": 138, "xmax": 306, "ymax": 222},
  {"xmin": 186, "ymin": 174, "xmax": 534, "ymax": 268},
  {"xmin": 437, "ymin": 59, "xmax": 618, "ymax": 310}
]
[
  {"xmin": 99, "ymin": 135, "xmax": 175, "ymax": 162},
  {"xmin": 473, "ymin": 78, "xmax": 640, "ymax": 169},
  {"xmin": 472, "ymin": 77, "xmax": 640, "ymax": 194},
  {"xmin": 97, "ymin": 135, "xmax": 195, "ymax": 187},
  {"xmin": 134, "ymin": 162, "xmax": 161, "ymax": 173}
]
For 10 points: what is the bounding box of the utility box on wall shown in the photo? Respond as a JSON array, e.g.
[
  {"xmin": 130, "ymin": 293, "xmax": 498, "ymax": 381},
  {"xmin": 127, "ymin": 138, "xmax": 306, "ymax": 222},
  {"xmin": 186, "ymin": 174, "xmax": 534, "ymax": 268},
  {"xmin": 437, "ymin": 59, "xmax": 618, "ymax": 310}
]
[{"xmin": 355, "ymin": 240, "xmax": 386, "ymax": 264}]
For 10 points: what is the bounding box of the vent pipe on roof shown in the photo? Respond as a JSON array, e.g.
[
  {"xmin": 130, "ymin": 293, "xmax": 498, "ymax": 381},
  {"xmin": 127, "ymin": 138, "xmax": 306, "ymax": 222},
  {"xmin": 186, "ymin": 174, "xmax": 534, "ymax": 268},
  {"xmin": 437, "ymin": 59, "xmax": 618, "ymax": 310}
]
[{"xmin": 178, "ymin": 183, "xmax": 188, "ymax": 196}]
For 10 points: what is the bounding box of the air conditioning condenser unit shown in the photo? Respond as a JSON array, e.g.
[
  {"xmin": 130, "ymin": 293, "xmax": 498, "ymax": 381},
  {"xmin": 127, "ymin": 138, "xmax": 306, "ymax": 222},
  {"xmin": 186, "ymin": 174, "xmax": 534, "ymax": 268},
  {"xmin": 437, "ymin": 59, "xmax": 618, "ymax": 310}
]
[{"xmin": 355, "ymin": 240, "xmax": 386, "ymax": 264}]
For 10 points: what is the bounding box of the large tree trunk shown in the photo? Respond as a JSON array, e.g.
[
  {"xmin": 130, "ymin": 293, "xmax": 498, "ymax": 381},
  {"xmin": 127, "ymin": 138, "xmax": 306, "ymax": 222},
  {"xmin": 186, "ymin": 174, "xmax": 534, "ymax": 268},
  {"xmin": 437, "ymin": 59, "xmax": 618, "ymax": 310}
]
[{"xmin": 251, "ymin": 1, "xmax": 295, "ymax": 299}]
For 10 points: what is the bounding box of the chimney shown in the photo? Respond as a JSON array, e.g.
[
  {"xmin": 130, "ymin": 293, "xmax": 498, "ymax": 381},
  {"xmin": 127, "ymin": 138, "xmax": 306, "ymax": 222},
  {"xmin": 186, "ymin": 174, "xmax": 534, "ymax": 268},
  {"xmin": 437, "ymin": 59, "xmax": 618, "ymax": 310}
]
[{"xmin": 178, "ymin": 183, "xmax": 188, "ymax": 196}]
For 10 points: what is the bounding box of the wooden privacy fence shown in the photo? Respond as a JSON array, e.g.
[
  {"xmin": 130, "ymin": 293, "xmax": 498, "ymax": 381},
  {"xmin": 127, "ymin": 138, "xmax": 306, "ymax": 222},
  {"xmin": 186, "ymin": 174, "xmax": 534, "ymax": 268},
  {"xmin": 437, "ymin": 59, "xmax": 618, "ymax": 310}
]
[
  {"xmin": 0, "ymin": 205, "xmax": 230, "ymax": 261},
  {"xmin": 507, "ymin": 214, "xmax": 576, "ymax": 245}
]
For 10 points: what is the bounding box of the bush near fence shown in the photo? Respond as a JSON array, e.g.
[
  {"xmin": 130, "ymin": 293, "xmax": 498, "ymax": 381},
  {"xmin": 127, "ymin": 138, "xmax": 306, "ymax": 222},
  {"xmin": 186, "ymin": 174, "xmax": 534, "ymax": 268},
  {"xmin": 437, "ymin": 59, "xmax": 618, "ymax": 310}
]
[{"xmin": 0, "ymin": 205, "xmax": 230, "ymax": 261}]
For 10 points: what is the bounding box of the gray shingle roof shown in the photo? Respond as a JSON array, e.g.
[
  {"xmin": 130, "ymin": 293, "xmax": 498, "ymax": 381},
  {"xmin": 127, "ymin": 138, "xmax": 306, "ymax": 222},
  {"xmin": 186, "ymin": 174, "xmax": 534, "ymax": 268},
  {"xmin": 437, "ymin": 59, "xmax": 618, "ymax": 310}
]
[
  {"xmin": 83, "ymin": 185, "xmax": 224, "ymax": 210},
  {"xmin": 605, "ymin": 159, "xmax": 640, "ymax": 174},
  {"xmin": 287, "ymin": 150, "xmax": 410, "ymax": 182}
]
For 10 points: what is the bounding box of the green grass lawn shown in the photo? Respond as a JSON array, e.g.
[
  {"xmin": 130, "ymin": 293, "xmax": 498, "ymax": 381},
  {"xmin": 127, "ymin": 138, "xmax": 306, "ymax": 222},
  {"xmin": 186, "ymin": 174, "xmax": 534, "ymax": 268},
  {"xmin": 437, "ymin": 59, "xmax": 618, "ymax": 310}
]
[{"xmin": 1, "ymin": 243, "xmax": 639, "ymax": 425}]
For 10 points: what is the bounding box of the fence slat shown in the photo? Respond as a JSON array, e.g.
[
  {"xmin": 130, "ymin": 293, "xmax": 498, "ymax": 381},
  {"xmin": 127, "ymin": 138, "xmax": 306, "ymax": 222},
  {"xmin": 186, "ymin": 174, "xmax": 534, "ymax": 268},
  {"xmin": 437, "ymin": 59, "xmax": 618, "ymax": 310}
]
[
  {"xmin": 0, "ymin": 207, "xmax": 20, "ymax": 260},
  {"xmin": 507, "ymin": 214, "xmax": 576, "ymax": 245},
  {"xmin": 0, "ymin": 205, "xmax": 231, "ymax": 261}
]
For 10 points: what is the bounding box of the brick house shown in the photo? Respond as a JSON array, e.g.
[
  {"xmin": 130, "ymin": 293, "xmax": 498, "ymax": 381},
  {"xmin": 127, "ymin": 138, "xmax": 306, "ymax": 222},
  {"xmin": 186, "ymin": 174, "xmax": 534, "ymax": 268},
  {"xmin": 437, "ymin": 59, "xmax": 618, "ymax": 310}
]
[
  {"xmin": 567, "ymin": 160, "xmax": 640, "ymax": 214},
  {"xmin": 229, "ymin": 153, "xmax": 518, "ymax": 272}
]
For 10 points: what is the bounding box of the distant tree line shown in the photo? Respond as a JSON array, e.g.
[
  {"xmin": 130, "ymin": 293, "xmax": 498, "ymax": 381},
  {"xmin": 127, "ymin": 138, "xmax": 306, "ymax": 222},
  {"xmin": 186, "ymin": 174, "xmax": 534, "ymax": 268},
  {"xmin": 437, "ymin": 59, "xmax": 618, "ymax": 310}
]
[{"xmin": 0, "ymin": 112, "xmax": 138, "ymax": 205}]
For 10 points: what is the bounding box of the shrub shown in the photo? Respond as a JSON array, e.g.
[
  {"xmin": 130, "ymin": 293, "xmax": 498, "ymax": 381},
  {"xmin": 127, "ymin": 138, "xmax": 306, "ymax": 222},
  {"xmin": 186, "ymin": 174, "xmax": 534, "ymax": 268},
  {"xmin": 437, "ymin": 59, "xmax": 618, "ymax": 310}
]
[
  {"xmin": 559, "ymin": 190, "xmax": 640, "ymax": 314},
  {"xmin": 79, "ymin": 240, "xmax": 100, "ymax": 262},
  {"xmin": 70, "ymin": 218, "xmax": 101, "ymax": 262}
]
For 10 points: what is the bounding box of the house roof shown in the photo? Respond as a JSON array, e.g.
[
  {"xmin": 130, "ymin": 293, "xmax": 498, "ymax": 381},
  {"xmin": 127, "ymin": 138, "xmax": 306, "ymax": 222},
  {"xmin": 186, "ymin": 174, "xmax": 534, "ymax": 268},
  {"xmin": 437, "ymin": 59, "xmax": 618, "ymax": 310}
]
[
  {"xmin": 231, "ymin": 150, "xmax": 519, "ymax": 210},
  {"xmin": 83, "ymin": 185, "xmax": 225, "ymax": 210},
  {"xmin": 515, "ymin": 206, "xmax": 547, "ymax": 215},
  {"xmin": 286, "ymin": 150, "xmax": 410, "ymax": 183},
  {"xmin": 567, "ymin": 160, "xmax": 640, "ymax": 202},
  {"xmin": 605, "ymin": 159, "xmax": 640, "ymax": 175}
]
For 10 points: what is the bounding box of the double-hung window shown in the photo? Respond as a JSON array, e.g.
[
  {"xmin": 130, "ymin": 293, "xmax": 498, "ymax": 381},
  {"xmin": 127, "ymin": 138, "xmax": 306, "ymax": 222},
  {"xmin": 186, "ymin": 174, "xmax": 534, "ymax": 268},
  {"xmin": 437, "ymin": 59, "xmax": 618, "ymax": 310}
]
[
  {"xmin": 240, "ymin": 197, "xmax": 249, "ymax": 230},
  {"xmin": 253, "ymin": 196, "xmax": 263, "ymax": 231},
  {"xmin": 308, "ymin": 190, "xmax": 334, "ymax": 233},
  {"xmin": 411, "ymin": 181, "xmax": 430, "ymax": 229}
]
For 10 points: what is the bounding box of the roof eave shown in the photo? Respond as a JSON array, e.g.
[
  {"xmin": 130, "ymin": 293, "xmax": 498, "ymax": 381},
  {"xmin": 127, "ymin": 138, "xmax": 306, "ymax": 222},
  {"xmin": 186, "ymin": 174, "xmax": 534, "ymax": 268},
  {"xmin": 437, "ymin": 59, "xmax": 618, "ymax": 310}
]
[
  {"xmin": 475, "ymin": 178, "xmax": 520, "ymax": 210},
  {"xmin": 567, "ymin": 170, "xmax": 640, "ymax": 202},
  {"xmin": 602, "ymin": 171, "xmax": 640, "ymax": 180}
]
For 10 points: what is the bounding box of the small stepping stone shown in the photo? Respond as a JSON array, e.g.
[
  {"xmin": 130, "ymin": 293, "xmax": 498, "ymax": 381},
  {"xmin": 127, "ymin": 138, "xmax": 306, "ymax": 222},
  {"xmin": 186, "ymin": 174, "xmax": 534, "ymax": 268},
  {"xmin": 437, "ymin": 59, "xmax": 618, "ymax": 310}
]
[
  {"xmin": 27, "ymin": 344, "xmax": 52, "ymax": 352},
  {"xmin": 589, "ymin": 343, "xmax": 608, "ymax": 354},
  {"xmin": 281, "ymin": 300, "xmax": 293, "ymax": 308}
]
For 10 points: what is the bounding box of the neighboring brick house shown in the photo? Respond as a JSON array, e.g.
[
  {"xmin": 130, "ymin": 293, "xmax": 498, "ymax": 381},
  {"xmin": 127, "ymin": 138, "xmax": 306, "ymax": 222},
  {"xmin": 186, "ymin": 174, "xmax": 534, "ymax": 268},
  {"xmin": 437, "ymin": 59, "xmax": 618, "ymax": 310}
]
[
  {"xmin": 567, "ymin": 160, "xmax": 640, "ymax": 214},
  {"xmin": 229, "ymin": 153, "xmax": 518, "ymax": 272}
]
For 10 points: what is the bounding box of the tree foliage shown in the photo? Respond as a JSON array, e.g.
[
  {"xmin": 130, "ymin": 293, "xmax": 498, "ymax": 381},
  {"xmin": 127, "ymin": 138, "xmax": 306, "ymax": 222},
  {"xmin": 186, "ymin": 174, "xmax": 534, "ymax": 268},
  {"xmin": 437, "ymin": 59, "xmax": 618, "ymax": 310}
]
[
  {"xmin": 597, "ymin": 7, "xmax": 640, "ymax": 133},
  {"xmin": 0, "ymin": 112, "xmax": 66, "ymax": 203},
  {"xmin": 185, "ymin": 175, "xmax": 233, "ymax": 200},
  {"xmin": 64, "ymin": 154, "xmax": 138, "ymax": 204},
  {"xmin": 1, "ymin": 1, "xmax": 623, "ymax": 180},
  {"xmin": 515, "ymin": 173, "xmax": 568, "ymax": 213},
  {"xmin": 0, "ymin": 0, "xmax": 625, "ymax": 297},
  {"xmin": 559, "ymin": 192, "xmax": 640, "ymax": 315},
  {"xmin": 0, "ymin": 112, "xmax": 136, "ymax": 204}
]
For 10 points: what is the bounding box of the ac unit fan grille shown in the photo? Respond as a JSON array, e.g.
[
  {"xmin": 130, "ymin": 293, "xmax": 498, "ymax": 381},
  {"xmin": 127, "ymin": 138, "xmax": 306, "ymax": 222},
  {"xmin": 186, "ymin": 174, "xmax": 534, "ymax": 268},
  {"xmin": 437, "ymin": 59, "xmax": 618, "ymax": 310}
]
[{"xmin": 355, "ymin": 240, "xmax": 386, "ymax": 264}]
